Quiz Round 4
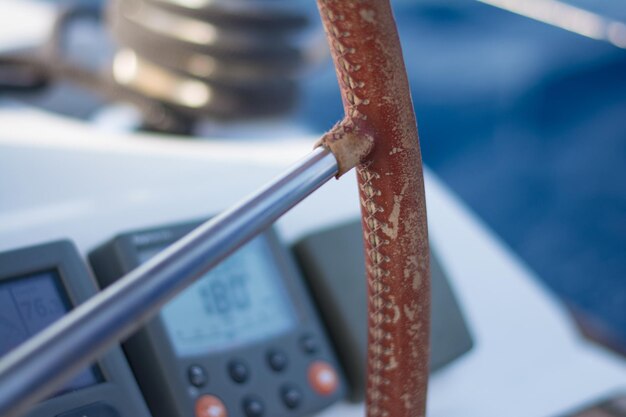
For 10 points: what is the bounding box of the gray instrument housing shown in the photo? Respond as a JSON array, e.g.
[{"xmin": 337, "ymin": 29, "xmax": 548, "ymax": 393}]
[
  {"xmin": 0, "ymin": 241, "xmax": 151, "ymax": 417},
  {"xmin": 89, "ymin": 220, "xmax": 346, "ymax": 417}
]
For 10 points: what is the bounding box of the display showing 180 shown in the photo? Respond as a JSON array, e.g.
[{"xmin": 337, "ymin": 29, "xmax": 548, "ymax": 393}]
[{"xmin": 198, "ymin": 273, "xmax": 250, "ymax": 316}]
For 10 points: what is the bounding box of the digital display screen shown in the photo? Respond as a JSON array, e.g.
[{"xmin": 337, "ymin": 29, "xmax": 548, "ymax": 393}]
[
  {"xmin": 0, "ymin": 271, "xmax": 101, "ymax": 395},
  {"xmin": 139, "ymin": 236, "xmax": 297, "ymax": 357}
]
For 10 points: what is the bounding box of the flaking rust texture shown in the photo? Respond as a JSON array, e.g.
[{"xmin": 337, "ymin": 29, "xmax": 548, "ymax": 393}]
[{"xmin": 315, "ymin": 1, "xmax": 430, "ymax": 417}]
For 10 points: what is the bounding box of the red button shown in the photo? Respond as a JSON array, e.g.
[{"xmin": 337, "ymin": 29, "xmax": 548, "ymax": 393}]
[
  {"xmin": 195, "ymin": 395, "xmax": 228, "ymax": 417},
  {"xmin": 308, "ymin": 361, "xmax": 339, "ymax": 396}
]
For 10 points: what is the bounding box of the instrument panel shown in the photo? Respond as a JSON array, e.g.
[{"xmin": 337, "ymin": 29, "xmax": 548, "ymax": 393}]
[
  {"xmin": 0, "ymin": 216, "xmax": 474, "ymax": 417},
  {"xmin": 0, "ymin": 241, "xmax": 151, "ymax": 417},
  {"xmin": 89, "ymin": 220, "xmax": 346, "ymax": 417}
]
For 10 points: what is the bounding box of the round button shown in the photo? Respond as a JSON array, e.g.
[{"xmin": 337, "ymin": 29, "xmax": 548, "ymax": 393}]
[
  {"xmin": 300, "ymin": 335, "xmax": 319, "ymax": 355},
  {"xmin": 195, "ymin": 395, "xmax": 227, "ymax": 417},
  {"xmin": 281, "ymin": 385, "xmax": 302, "ymax": 409},
  {"xmin": 188, "ymin": 365, "xmax": 208, "ymax": 387},
  {"xmin": 228, "ymin": 360, "xmax": 249, "ymax": 384},
  {"xmin": 267, "ymin": 350, "xmax": 288, "ymax": 372},
  {"xmin": 308, "ymin": 361, "xmax": 339, "ymax": 396},
  {"xmin": 242, "ymin": 396, "xmax": 265, "ymax": 417}
]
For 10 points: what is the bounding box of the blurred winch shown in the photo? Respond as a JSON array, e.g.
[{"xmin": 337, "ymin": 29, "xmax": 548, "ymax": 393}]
[{"xmin": 108, "ymin": 0, "xmax": 327, "ymax": 121}]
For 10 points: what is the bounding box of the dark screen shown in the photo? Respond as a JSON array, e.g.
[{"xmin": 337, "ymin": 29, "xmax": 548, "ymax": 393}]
[{"xmin": 0, "ymin": 270, "xmax": 101, "ymax": 396}]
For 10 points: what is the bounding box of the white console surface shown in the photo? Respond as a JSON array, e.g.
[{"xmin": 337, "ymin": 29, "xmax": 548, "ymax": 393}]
[{"xmin": 0, "ymin": 107, "xmax": 625, "ymax": 417}]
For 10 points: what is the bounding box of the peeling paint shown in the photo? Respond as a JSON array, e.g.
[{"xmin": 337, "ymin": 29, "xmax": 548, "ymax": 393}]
[
  {"xmin": 385, "ymin": 355, "xmax": 398, "ymax": 371},
  {"xmin": 403, "ymin": 304, "xmax": 416, "ymax": 321},
  {"xmin": 391, "ymin": 304, "xmax": 401, "ymax": 323},
  {"xmin": 359, "ymin": 8, "xmax": 376, "ymax": 23},
  {"xmin": 381, "ymin": 183, "xmax": 408, "ymax": 239}
]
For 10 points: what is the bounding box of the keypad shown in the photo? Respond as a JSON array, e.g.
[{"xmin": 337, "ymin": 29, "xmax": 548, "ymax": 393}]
[
  {"xmin": 267, "ymin": 350, "xmax": 288, "ymax": 372},
  {"xmin": 299, "ymin": 335, "xmax": 319, "ymax": 355},
  {"xmin": 195, "ymin": 395, "xmax": 227, "ymax": 417},
  {"xmin": 188, "ymin": 365, "xmax": 208, "ymax": 388},
  {"xmin": 281, "ymin": 385, "xmax": 303, "ymax": 409},
  {"xmin": 228, "ymin": 360, "xmax": 250, "ymax": 384},
  {"xmin": 242, "ymin": 396, "xmax": 265, "ymax": 417},
  {"xmin": 308, "ymin": 361, "xmax": 339, "ymax": 396}
]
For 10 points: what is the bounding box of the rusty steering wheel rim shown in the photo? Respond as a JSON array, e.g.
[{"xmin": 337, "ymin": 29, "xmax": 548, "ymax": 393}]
[{"xmin": 315, "ymin": 2, "xmax": 431, "ymax": 417}]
